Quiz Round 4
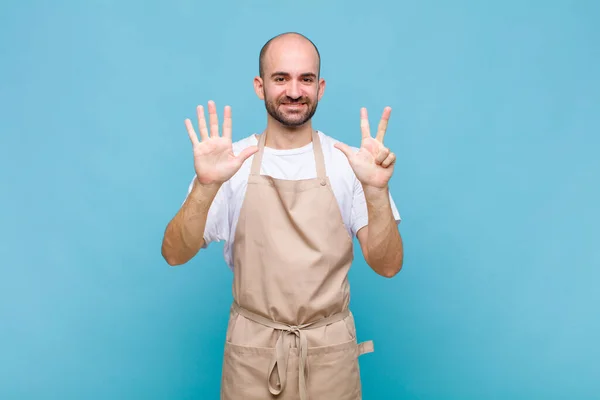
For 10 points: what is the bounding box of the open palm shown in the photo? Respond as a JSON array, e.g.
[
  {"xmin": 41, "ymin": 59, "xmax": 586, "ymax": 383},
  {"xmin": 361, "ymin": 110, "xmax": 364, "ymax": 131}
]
[
  {"xmin": 335, "ymin": 107, "xmax": 396, "ymax": 189},
  {"xmin": 185, "ymin": 101, "xmax": 258, "ymax": 185}
]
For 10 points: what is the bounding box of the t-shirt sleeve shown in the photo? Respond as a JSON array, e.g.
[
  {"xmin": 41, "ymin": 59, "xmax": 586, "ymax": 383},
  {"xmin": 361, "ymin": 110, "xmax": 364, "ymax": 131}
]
[
  {"xmin": 183, "ymin": 176, "xmax": 230, "ymax": 248},
  {"xmin": 351, "ymin": 176, "xmax": 402, "ymax": 237}
]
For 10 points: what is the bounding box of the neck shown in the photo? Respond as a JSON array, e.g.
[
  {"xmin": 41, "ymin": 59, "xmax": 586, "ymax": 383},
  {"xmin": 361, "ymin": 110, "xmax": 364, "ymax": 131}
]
[{"xmin": 261, "ymin": 117, "xmax": 314, "ymax": 149}]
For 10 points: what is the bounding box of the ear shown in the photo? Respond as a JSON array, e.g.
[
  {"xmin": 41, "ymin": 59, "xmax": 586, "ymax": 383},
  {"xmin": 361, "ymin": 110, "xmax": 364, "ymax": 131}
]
[
  {"xmin": 317, "ymin": 78, "xmax": 326, "ymax": 101},
  {"xmin": 253, "ymin": 76, "xmax": 265, "ymax": 100}
]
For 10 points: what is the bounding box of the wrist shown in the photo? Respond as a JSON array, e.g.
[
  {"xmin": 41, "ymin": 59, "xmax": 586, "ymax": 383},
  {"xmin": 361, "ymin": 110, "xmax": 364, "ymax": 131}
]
[
  {"xmin": 362, "ymin": 184, "xmax": 391, "ymax": 210},
  {"xmin": 190, "ymin": 178, "xmax": 222, "ymax": 201},
  {"xmin": 362, "ymin": 183, "xmax": 389, "ymax": 197}
]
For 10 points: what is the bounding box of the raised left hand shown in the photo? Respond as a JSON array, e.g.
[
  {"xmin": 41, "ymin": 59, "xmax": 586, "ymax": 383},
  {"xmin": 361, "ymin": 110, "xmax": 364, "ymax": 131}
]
[{"xmin": 334, "ymin": 107, "xmax": 396, "ymax": 189}]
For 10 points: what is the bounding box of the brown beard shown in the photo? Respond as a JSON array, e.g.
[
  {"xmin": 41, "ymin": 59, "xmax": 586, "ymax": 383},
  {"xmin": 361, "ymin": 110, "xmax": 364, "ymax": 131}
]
[{"xmin": 264, "ymin": 93, "xmax": 319, "ymax": 127}]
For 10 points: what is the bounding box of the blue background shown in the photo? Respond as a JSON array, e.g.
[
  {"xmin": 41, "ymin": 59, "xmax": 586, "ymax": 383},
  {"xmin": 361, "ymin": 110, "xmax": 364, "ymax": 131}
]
[{"xmin": 1, "ymin": 0, "xmax": 599, "ymax": 399}]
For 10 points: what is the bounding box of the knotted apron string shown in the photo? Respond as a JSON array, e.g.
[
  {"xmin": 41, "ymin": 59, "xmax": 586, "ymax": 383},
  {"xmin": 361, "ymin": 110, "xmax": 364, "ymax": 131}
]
[{"xmin": 232, "ymin": 303, "xmax": 350, "ymax": 400}]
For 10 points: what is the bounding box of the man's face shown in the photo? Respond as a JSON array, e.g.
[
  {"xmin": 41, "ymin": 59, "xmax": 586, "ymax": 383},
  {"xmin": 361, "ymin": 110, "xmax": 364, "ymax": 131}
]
[{"xmin": 256, "ymin": 38, "xmax": 325, "ymax": 127}]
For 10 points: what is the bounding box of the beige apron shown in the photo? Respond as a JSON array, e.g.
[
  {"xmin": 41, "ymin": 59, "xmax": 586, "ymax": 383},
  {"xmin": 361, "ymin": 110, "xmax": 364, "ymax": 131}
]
[{"xmin": 220, "ymin": 130, "xmax": 374, "ymax": 400}]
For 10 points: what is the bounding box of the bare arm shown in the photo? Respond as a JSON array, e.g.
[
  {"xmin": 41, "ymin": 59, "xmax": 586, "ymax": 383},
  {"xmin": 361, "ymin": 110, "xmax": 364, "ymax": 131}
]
[
  {"xmin": 161, "ymin": 180, "xmax": 221, "ymax": 266},
  {"xmin": 335, "ymin": 106, "xmax": 403, "ymax": 278},
  {"xmin": 356, "ymin": 185, "xmax": 403, "ymax": 277},
  {"xmin": 161, "ymin": 100, "xmax": 257, "ymax": 266}
]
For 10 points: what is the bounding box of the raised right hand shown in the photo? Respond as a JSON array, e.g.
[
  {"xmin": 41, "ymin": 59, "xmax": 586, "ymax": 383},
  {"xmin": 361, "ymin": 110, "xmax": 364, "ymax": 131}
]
[{"xmin": 185, "ymin": 100, "xmax": 258, "ymax": 186}]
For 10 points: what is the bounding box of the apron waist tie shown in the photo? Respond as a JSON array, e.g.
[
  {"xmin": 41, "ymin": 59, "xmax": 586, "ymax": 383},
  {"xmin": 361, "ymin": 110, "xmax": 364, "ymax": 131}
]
[{"xmin": 232, "ymin": 302, "xmax": 350, "ymax": 400}]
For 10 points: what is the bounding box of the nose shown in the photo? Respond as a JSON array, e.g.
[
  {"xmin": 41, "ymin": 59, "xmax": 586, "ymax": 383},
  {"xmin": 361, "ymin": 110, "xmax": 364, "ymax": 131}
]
[{"xmin": 286, "ymin": 80, "xmax": 301, "ymax": 100}]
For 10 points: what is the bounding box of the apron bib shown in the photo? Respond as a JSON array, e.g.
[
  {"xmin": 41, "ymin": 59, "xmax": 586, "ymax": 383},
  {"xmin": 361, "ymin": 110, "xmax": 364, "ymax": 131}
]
[{"xmin": 220, "ymin": 130, "xmax": 374, "ymax": 400}]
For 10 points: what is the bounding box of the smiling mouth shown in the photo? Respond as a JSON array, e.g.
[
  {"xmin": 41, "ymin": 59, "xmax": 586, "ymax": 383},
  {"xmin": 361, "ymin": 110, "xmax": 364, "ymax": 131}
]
[{"xmin": 281, "ymin": 103, "xmax": 305, "ymax": 108}]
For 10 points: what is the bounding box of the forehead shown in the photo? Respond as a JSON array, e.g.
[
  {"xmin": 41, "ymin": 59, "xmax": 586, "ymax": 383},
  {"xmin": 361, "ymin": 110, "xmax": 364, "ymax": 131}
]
[{"xmin": 263, "ymin": 37, "xmax": 319, "ymax": 75}]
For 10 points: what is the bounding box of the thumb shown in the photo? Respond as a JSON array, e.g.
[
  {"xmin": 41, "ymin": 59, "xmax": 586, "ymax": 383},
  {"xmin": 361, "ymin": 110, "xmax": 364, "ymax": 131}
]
[
  {"xmin": 334, "ymin": 142, "xmax": 354, "ymax": 160},
  {"xmin": 236, "ymin": 145, "xmax": 259, "ymax": 163}
]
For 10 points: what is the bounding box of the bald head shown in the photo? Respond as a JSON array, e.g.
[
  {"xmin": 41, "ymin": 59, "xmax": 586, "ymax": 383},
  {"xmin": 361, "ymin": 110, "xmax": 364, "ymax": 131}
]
[{"xmin": 259, "ymin": 32, "xmax": 321, "ymax": 78}]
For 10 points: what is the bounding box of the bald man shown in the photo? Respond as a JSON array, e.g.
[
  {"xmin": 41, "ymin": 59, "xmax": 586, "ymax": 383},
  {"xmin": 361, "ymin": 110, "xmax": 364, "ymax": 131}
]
[{"xmin": 161, "ymin": 32, "xmax": 403, "ymax": 400}]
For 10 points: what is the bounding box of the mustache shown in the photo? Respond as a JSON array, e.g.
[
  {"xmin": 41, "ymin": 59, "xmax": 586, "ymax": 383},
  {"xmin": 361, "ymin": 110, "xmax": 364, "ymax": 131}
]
[{"xmin": 279, "ymin": 97, "xmax": 309, "ymax": 105}]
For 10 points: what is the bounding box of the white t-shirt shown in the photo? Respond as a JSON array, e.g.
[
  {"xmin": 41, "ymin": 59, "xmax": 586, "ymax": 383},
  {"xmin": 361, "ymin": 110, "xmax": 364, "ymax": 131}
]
[{"xmin": 185, "ymin": 131, "xmax": 401, "ymax": 270}]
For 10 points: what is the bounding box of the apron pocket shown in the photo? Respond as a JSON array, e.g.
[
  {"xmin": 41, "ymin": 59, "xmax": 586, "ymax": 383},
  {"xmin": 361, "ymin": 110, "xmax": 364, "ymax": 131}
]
[
  {"xmin": 306, "ymin": 338, "xmax": 363, "ymax": 399},
  {"xmin": 221, "ymin": 342, "xmax": 276, "ymax": 400}
]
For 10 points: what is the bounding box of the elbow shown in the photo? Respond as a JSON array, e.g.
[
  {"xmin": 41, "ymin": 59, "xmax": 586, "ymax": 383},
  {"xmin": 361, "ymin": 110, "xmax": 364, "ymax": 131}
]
[
  {"xmin": 371, "ymin": 256, "xmax": 403, "ymax": 278},
  {"xmin": 162, "ymin": 249, "xmax": 182, "ymax": 266},
  {"xmin": 161, "ymin": 245, "xmax": 188, "ymax": 266},
  {"xmin": 380, "ymin": 264, "xmax": 402, "ymax": 278},
  {"xmin": 161, "ymin": 232, "xmax": 192, "ymax": 266},
  {"xmin": 161, "ymin": 242, "xmax": 202, "ymax": 266},
  {"xmin": 364, "ymin": 233, "xmax": 404, "ymax": 278},
  {"xmin": 164, "ymin": 255, "xmax": 184, "ymax": 266},
  {"xmin": 381, "ymin": 270, "xmax": 399, "ymax": 279}
]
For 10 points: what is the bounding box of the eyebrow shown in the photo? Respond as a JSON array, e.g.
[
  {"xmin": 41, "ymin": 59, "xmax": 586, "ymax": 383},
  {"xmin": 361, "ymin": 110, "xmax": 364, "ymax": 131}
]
[{"xmin": 270, "ymin": 71, "xmax": 317, "ymax": 78}]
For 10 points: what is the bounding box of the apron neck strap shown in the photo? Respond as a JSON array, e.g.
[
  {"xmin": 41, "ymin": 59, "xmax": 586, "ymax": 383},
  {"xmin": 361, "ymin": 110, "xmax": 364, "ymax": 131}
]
[
  {"xmin": 250, "ymin": 130, "xmax": 327, "ymax": 180},
  {"xmin": 311, "ymin": 130, "xmax": 327, "ymax": 180},
  {"xmin": 250, "ymin": 131, "xmax": 267, "ymax": 175}
]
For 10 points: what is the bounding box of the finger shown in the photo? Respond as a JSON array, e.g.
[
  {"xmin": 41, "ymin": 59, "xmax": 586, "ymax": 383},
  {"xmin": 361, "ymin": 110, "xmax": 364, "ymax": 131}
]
[
  {"xmin": 208, "ymin": 100, "xmax": 219, "ymax": 137},
  {"xmin": 334, "ymin": 142, "xmax": 355, "ymax": 160},
  {"xmin": 184, "ymin": 118, "xmax": 200, "ymax": 146},
  {"xmin": 196, "ymin": 105, "xmax": 209, "ymax": 141},
  {"xmin": 236, "ymin": 145, "xmax": 258, "ymax": 163},
  {"xmin": 222, "ymin": 105, "xmax": 232, "ymax": 139},
  {"xmin": 381, "ymin": 152, "xmax": 396, "ymax": 168},
  {"xmin": 360, "ymin": 107, "xmax": 371, "ymax": 139},
  {"xmin": 375, "ymin": 106, "xmax": 392, "ymax": 142},
  {"xmin": 375, "ymin": 147, "xmax": 390, "ymax": 165}
]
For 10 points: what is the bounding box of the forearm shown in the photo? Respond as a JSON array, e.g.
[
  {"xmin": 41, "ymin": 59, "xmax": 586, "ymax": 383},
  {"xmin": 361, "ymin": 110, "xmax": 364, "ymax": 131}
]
[
  {"xmin": 363, "ymin": 185, "xmax": 404, "ymax": 277},
  {"xmin": 161, "ymin": 179, "xmax": 221, "ymax": 266}
]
